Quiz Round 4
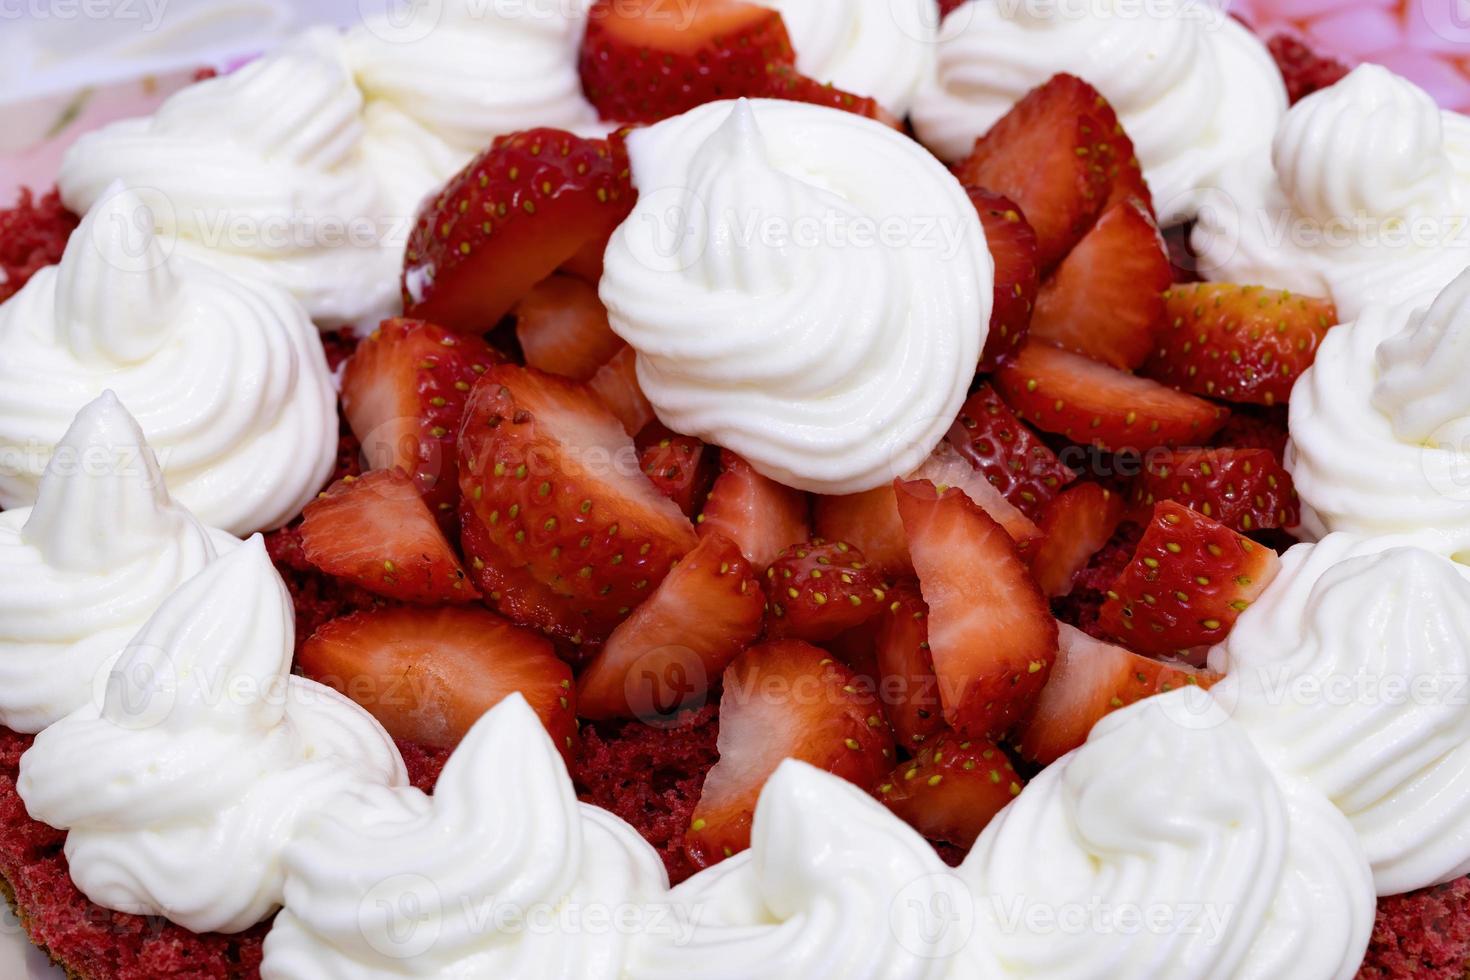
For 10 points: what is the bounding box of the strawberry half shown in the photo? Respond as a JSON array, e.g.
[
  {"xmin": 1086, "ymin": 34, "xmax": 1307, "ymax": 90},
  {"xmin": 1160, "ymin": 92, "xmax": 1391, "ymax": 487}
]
[
  {"xmin": 1016, "ymin": 624, "xmax": 1218, "ymax": 765},
  {"xmin": 879, "ymin": 735, "xmax": 1022, "ymax": 848},
  {"xmin": 994, "ymin": 342, "xmax": 1229, "ymax": 453},
  {"xmin": 874, "ymin": 581, "xmax": 945, "ymax": 751},
  {"xmin": 636, "ymin": 424, "xmax": 714, "ymax": 518},
  {"xmin": 1145, "ymin": 283, "xmax": 1338, "ymax": 407},
  {"xmin": 514, "ymin": 274, "xmax": 625, "ymax": 382},
  {"xmin": 300, "ymin": 606, "xmax": 577, "ymax": 761},
  {"xmin": 1097, "ymin": 501, "xmax": 1281, "ymax": 657},
  {"xmin": 697, "ymin": 450, "xmax": 810, "ymax": 572},
  {"xmin": 896, "ymin": 480, "xmax": 1058, "ymax": 739},
  {"xmin": 458, "ymin": 364, "xmax": 698, "ymax": 640},
  {"xmin": 403, "ymin": 129, "xmax": 633, "ymax": 333},
  {"xmin": 341, "ymin": 318, "xmax": 504, "ymax": 531},
  {"xmin": 577, "ymin": 532, "xmax": 764, "ymax": 722},
  {"xmin": 945, "ymin": 383, "xmax": 1076, "ymax": 519},
  {"xmin": 1130, "ymin": 447, "xmax": 1300, "ymax": 534},
  {"xmin": 765, "ymin": 539, "xmax": 885, "ymax": 642},
  {"xmin": 968, "ymin": 188, "xmax": 1040, "ymax": 371},
  {"xmin": 954, "ymin": 74, "xmax": 1112, "ymax": 269},
  {"xmin": 1028, "ymin": 483, "xmax": 1125, "ymax": 598},
  {"xmin": 588, "ymin": 346, "xmax": 654, "ymax": 436},
  {"xmin": 685, "ymin": 640, "xmax": 894, "ymax": 866},
  {"xmin": 300, "ymin": 470, "xmax": 478, "ymax": 605},
  {"xmin": 1029, "ymin": 198, "xmax": 1170, "ymax": 370}
]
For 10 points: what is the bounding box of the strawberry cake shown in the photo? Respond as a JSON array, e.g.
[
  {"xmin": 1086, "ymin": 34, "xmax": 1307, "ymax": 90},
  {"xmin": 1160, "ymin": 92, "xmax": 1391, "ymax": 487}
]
[{"xmin": 1, "ymin": 1, "xmax": 1469, "ymax": 978}]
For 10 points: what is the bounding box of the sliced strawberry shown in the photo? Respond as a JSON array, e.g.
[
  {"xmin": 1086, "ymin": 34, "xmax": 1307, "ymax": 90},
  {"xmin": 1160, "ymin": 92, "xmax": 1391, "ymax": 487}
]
[
  {"xmin": 697, "ymin": 450, "xmax": 809, "ymax": 572},
  {"xmin": 912, "ymin": 442, "xmax": 1042, "ymax": 546},
  {"xmin": 896, "ymin": 480, "xmax": 1058, "ymax": 739},
  {"xmin": 1028, "ymin": 483, "xmax": 1125, "ymax": 598},
  {"xmin": 812, "ymin": 487, "xmax": 908, "ymax": 578},
  {"xmin": 765, "ymin": 539, "xmax": 885, "ymax": 642},
  {"xmin": 299, "ymin": 470, "xmax": 478, "ymax": 605},
  {"xmin": 1145, "ymin": 283, "xmax": 1338, "ymax": 407},
  {"xmin": 968, "ymin": 188, "xmax": 1040, "ymax": 371},
  {"xmin": 685, "ymin": 640, "xmax": 894, "ymax": 866},
  {"xmin": 403, "ymin": 129, "xmax": 633, "ymax": 333},
  {"xmin": 636, "ymin": 424, "xmax": 714, "ymax": 518},
  {"xmin": 514, "ymin": 274, "xmax": 625, "ymax": 382},
  {"xmin": 300, "ymin": 606, "xmax": 577, "ymax": 760},
  {"xmin": 762, "ymin": 63, "xmax": 897, "ymax": 126},
  {"xmin": 577, "ymin": 532, "xmax": 764, "ymax": 722},
  {"xmin": 458, "ymin": 499, "xmax": 595, "ymax": 644},
  {"xmin": 1030, "ymin": 199, "xmax": 1170, "ymax": 370},
  {"xmin": 873, "ymin": 581, "xmax": 945, "ymax": 751},
  {"xmin": 341, "ymin": 318, "xmax": 504, "ymax": 530},
  {"xmin": 1097, "ymin": 500, "xmax": 1281, "ymax": 657},
  {"xmin": 945, "ymin": 383, "xmax": 1075, "ymax": 520},
  {"xmin": 954, "ymin": 74, "xmax": 1112, "ymax": 269},
  {"xmin": 1130, "ymin": 447, "xmax": 1299, "ymax": 535},
  {"xmin": 1268, "ymin": 34, "xmax": 1351, "ymax": 105},
  {"xmin": 1088, "ymin": 90, "xmax": 1152, "ymax": 214},
  {"xmin": 458, "ymin": 364, "xmax": 698, "ymax": 639},
  {"xmin": 879, "ymin": 735, "xmax": 1022, "ymax": 848},
  {"xmin": 1017, "ymin": 624, "xmax": 1219, "ymax": 765},
  {"xmin": 588, "ymin": 345, "xmax": 654, "ymax": 436},
  {"xmin": 994, "ymin": 343, "xmax": 1229, "ymax": 453}
]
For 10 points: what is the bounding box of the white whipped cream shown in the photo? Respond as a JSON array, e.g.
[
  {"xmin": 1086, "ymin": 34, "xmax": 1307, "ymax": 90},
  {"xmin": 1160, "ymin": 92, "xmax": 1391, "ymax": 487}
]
[
  {"xmin": 756, "ymin": 0, "xmax": 936, "ymax": 117},
  {"xmin": 1212, "ymin": 533, "xmax": 1470, "ymax": 895},
  {"xmin": 56, "ymin": 29, "xmax": 405, "ymax": 328},
  {"xmin": 960, "ymin": 689, "xmax": 1375, "ymax": 979},
  {"xmin": 0, "ymin": 183, "xmax": 336, "ymax": 536},
  {"xmin": 911, "ymin": 0, "xmax": 1286, "ymax": 224},
  {"xmin": 1287, "ymin": 267, "xmax": 1470, "ymax": 555},
  {"xmin": 1194, "ymin": 64, "xmax": 1470, "ymax": 321},
  {"xmin": 17, "ymin": 536, "xmax": 407, "ymax": 934},
  {"xmin": 600, "ymin": 99, "xmax": 991, "ymax": 495},
  {"xmin": 261, "ymin": 694, "xmax": 669, "ymax": 979},
  {"xmin": 0, "ymin": 392, "xmax": 237, "ymax": 734}
]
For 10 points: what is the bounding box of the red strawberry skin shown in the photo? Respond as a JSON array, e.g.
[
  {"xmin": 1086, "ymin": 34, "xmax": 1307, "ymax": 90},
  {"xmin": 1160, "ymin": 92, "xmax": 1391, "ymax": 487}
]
[
  {"xmin": 968, "ymin": 188, "xmax": 1039, "ymax": 371},
  {"xmin": 879, "ymin": 735, "xmax": 1023, "ymax": 848},
  {"xmin": 403, "ymin": 129, "xmax": 633, "ymax": 333},
  {"xmin": 945, "ymin": 383, "xmax": 1076, "ymax": 520},
  {"xmin": 1097, "ymin": 501, "xmax": 1281, "ymax": 657},
  {"xmin": 765, "ymin": 539, "xmax": 885, "ymax": 642},
  {"xmin": 637, "ymin": 425, "xmax": 715, "ymax": 518},
  {"xmin": 1130, "ymin": 447, "xmax": 1300, "ymax": 534},
  {"xmin": 873, "ymin": 581, "xmax": 946, "ymax": 751}
]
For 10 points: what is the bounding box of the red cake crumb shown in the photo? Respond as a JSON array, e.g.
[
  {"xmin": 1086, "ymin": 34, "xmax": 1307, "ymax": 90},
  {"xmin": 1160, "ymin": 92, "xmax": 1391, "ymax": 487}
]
[
  {"xmin": 572, "ymin": 706, "xmax": 720, "ymax": 885},
  {"xmin": 1359, "ymin": 878, "xmax": 1470, "ymax": 979},
  {"xmin": 395, "ymin": 739, "xmax": 454, "ymax": 793},
  {"xmin": 0, "ymin": 189, "xmax": 78, "ymax": 305},
  {"xmin": 1268, "ymin": 34, "xmax": 1351, "ymax": 105}
]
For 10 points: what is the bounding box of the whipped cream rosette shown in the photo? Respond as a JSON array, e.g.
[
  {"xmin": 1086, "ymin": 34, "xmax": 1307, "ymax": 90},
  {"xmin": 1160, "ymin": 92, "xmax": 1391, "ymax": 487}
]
[
  {"xmin": 0, "ymin": 391, "xmax": 237, "ymax": 734},
  {"xmin": 1288, "ymin": 266, "xmax": 1470, "ymax": 553},
  {"xmin": 260, "ymin": 694, "xmax": 668, "ymax": 979},
  {"xmin": 56, "ymin": 28, "xmax": 404, "ymax": 327},
  {"xmin": 1194, "ymin": 64, "xmax": 1470, "ymax": 320},
  {"xmin": 912, "ymin": 0, "xmax": 1286, "ymax": 223},
  {"xmin": 601, "ymin": 99, "xmax": 991, "ymax": 496},
  {"xmin": 0, "ymin": 183, "xmax": 336, "ymax": 536},
  {"xmin": 17, "ymin": 537, "xmax": 407, "ymax": 934},
  {"xmin": 1212, "ymin": 533, "xmax": 1470, "ymax": 895}
]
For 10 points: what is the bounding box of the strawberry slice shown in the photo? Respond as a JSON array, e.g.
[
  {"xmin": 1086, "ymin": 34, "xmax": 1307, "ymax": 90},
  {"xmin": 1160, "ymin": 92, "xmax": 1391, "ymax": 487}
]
[
  {"xmin": 514, "ymin": 275, "xmax": 625, "ymax": 383},
  {"xmin": 954, "ymin": 74, "xmax": 1112, "ymax": 269},
  {"xmin": 874, "ymin": 581, "xmax": 945, "ymax": 751},
  {"xmin": 765, "ymin": 539, "xmax": 885, "ymax": 643},
  {"xmin": 994, "ymin": 342, "xmax": 1229, "ymax": 453},
  {"xmin": 685, "ymin": 640, "xmax": 894, "ymax": 866},
  {"xmin": 577, "ymin": 532, "xmax": 764, "ymax": 722},
  {"xmin": 1097, "ymin": 501, "xmax": 1281, "ymax": 657},
  {"xmin": 945, "ymin": 383, "xmax": 1075, "ymax": 520},
  {"xmin": 1028, "ymin": 483, "xmax": 1125, "ymax": 598},
  {"xmin": 403, "ymin": 129, "xmax": 633, "ymax": 333},
  {"xmin": 1017, "ymin": 624, "xmax": 1218, "ymax": 765},
  {"xmin": 458, "ymin": 364, "xmax": 698, "ymax": 638},
  {"xmin": 300, "ymin": 470, "xmax": 478, "ymax": 605},
  {"xmin": 636, "ymin": 424, "xmax": 714, "ymax": 518},
  {"xmin": 458, "ymin": 499, "xmax": 595, "ymax": 644},
  {"xmin": 300, "ymin": 606, "xmax": 577, "ymax": 760},
  {"xmin": 879, "ymin": 735, "xmax": 1022, "ymax": 848},
  {"xmin": 588, "ymin": 346, "xmax": 654, "ymax": 437},
  {"xmin": 1089, "ymin": 91, "xmax": 1152, "ymax": 214},
  {"xmin": 1130, "ymin": 447, "xmax": 1299, "ymax": 534},
  {"xmin": 896, "ymin": 480, "xmax": 1058, "ymax": 739},
  {"xmin": 341, "ymin": 318, "xmax": 504, "ymax": 531},
  {"xmin": 1029, "ymin": 199, "xmax": 1170, "ymax": 370},
  {"xmin": 1145, "ymin": 283, "xmax": 1338, "ymax": 407},
  {"xmin": 813, "ymin": 487, "xmax": 909, "ymax": 578},
  {"xmin": 913, "ymin": 442, "xmax": 1041, "ymax": 546},
  {"xmin": 968, "ymin": 188, "xmax": 1040, "ymax": 371},
  {"xmin": 697, "ymin": 450, "xmax": 810, "ymax": 572},
  {"xmin": 761, "ymin": 63, "xmax": 896, "ymax": 126}
]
